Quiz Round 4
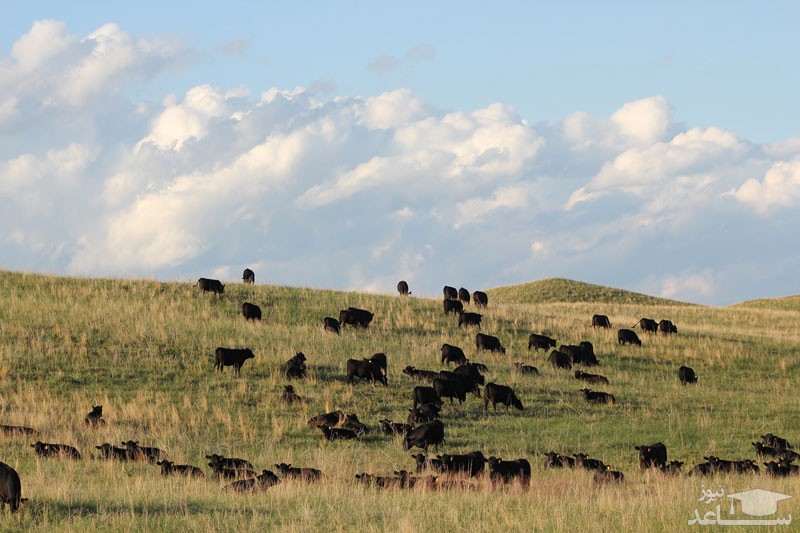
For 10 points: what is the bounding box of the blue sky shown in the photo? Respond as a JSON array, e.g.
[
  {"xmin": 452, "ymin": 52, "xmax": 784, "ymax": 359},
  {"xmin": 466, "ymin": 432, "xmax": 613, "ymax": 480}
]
[{"xmin": 2, "ymin": 2, "xmax": 800, "ymax": 304}]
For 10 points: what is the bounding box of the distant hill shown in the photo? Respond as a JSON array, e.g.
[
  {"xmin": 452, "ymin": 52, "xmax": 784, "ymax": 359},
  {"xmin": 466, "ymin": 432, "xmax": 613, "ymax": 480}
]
[
  {"xmin": 487, "ymin": 277, "xmax": 691, "ymax": 306},
  {"xmin": 731, "ymin": 295, "xmax": 800, "ymax": 311}
]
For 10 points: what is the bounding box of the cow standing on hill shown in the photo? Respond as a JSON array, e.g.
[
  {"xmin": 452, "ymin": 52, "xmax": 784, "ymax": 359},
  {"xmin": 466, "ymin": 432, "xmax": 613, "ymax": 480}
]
[
  {"xmin": 196, "ymin": 278, "xmax": 224, "ymax": 296},
  {"xmin": 397, "ymin": 281, "xmax": 409, "ymax": 296},
  {"xmin": 242, "ymin": 269, "xmax": 255, "ymax": 284},
  {"xmin": 472, "ymin": 291, "xmax": 488, "ymax": 307},
  {"xmin": 592, "ymin": 314, "xmax": 612, "ymax": 328},
  {"xmin": 214, "ymin": 347, "xmax": 255, "ymax": 374}
]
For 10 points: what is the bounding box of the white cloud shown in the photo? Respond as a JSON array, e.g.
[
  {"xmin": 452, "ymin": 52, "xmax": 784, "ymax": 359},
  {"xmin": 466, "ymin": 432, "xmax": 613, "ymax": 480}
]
[
  {"xmin": 729, "ymin": 158, "xmax": 800, "ymax": 214},
  {"xmin": 659, "ymin": 270, "xmax": 714, "ymax": 301}
]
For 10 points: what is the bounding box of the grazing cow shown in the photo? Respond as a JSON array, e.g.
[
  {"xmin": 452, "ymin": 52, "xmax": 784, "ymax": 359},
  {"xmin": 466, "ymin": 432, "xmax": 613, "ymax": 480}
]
[
  {"xmin": 241, "ymin": 302, "xmax": 262, "ymax": 321},
  {"xmin": 223, "ymin": 470, "xmax": 281, "ymax": 493},
  {"xmin": 433, "ymin": 377, "xmax": 467, "ymax": 405},
  {"xmin": 346, "ymin": 358, "xmax": 387, "ymax": 386},
  {"xmin": 0, "ymin": 462, "xmax": 22, "ymax": 512},
  {"xmin": 545, "ymin": 452, "xmax": 575, "ymax": 468},
  {"xmin": 274, "ymin": 463, "xmax": 323, "ymax": 482},
  {"xmin": 443, "ymin": 299, "xmax": 463, "ymax": 315},
  {"xmin": 488, "ymin": 457, "xmax": 531, "ymax": 485},
  {"xmin": 593, "ymin": 466, "xmax": 624, "ymax": 484},
  {"xmin": 617, "ymin": 329, "xmax": 641, "ymax": 346},
  {"xmin": 206, "ymin": 454, "xmax": 254, "ymax": 471},
  {"xmin": 762, "ymin": 433, "xmax": 793, "ymax": 450},
  {"xmin": 319, "ymin": 426, "xmax": 358, "ymax": 441},
  {"xmin": 678, "ymin": 366, "xmax": 697, "ymax": 385},
  {"xmin": 413, "ymin": 386, "xmax": 441, "ymax": 410},
  {"xmin": 581, "ymin": 388, "xmax": 616, "ymax": 405},
  {"xmin": 242, "ymin": 268, "xmax": 255, "ymax": 284},
  {"xmin": 341, "ymin": 413, "xmax": 368, "ymax": 435},
  {"xmin": 307, "ymin": 410, "xmax": 345, "ymax": 429},
  {"xmin": 458, "ymin": 288, "xmax": 471, "ymax": 304},
  {"xmin": 397, "ymin": 280, "xmax": 409, "ymax": 296},
  {"xmin": 659, "ymin": 461, "xmax": 684, "ymax": 475},
  {"xmin": 453, "ymin": 363, "xmax": 485, "ymax": 386},
  {"xmin": 658, "ymin": 319, "xmax": 678, "ymax": 334},
  {"xmin": 441, "ymin": 344, "xmax": 467, "ymax": 366},
  {"xmin": 96, "ymin": 443, "xmax": 130, "ymax": 461},
  {"xmin": 157, "ymin": 460, "xmax": 204, "ymax": 478},
  {"xmin": 458, "ymin": 312, "xmax": 482, "ymax": 328},
  {"xmin": 0, "ymin": 425, "xmax": 38, "ymax": 436},
  {"xmin": 560, "ymin": 342, "xmax": 598, "ymax": 366},
  {"xmin": 439, "ymin": 370, "xmax": 481, "ymax": 397},
  {"xmin": 591, "ymin": 314, "xmax": 612, "ymax": 329},
  {"xmin": 575, "ymin": 370, "xmax": 609, "ymax": 385},
  {"xmin": 323, "ymin": 317, "xmax": 340, "ymax": 335},
  {"xmin": 635, "ymin": 443, "xmax": 667, "ymax": 469},
  {"xmin": 528, "ymin": 333, "xmax": 557, "ymax": 351},
  {"xmin": 403, "ymin": 366, "xmax": 437, "ymax": 383},
  {"xmin": 548, "ymin": 350, "xmax": 572, "ymax": 370},
  {"xmin": 632, "ymin": 318, "xmax": 658, "ymax": 332},
  {"xmin": 196, "ymin": 277, "xmax": 224, "ymax": 296},
  {"xmin": 380, "ymin": 419, "xmax": 413, "ymax": 436},
  {"xmin": 411, "ymin": 453, "xmax": 443, "ymax": 473},
  {"xmin": 339, "ymin": 307, "xmax": 374, "ymax": 328},
  {"xmin": 84, "ymin": 405, "xmax": 105, "ymax": 428},
  {"xmin": 214, "ymin": 347, "xmax": 254, "ymax": 374},
  {"xmin": 122, "ymin": 441, "xmax": 166, "ymax": 463},
  {"xmin": 514, "ymin": 362, "xmax": 539, "ymax": 375},
  {"xmin": 472, "ymin": 291, "xmax": 488, "ymax": 308},
  {"xmin": 280, "ymin": 385, "xmax": 303, "ymax": 404},
  {"xmin": 440, "ymin": 451, "xmax": 486, "ymax": 477},
  {"xmin": 31, "ymin": 441, "xmax": 81, "ymax": 460},
  {"xmin": 573, "ymin": 453, "xmax": 606, "ymax": 471},
  {"xmin": 483, "ymin": 383, "xmax": 523, "ymax": 412},
  {"xmin": 476, "ymin": 333, "xmax": 505, "ymax": 354},
  {"xmin": 285, "ymin": 352, "xmax": 307, "ymax": 378},
  {"xmin": 403, "ymin": 420, "xmax": 445, "ymax": 452},
  {"xmin": 407, "ymin": 403, "xmax": 441, "ymax": 424},
  {"xmin": 443, "ymin": 286, "xmax": 458, "ymax": 300}
]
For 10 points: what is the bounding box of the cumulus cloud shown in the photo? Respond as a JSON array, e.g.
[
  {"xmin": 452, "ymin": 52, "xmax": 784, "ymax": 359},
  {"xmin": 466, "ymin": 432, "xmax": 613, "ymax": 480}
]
[{"xmin": 729, "ymin": 157, "xmax": 800, "ymax": 213}]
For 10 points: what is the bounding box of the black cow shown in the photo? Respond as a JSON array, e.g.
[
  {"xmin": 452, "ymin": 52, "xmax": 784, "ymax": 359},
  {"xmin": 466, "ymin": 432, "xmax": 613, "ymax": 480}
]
[
  {"xmin": 211, "ymin": 465, "xmax": 257, "ymax": 480},
  {"xmin": 581, "ymin": 388, "xmax": 616, "ymax": 405},
  {"xmin": 242, "ymin": 302, "xmax": 262, "ymax": 321},
  {"xmin": 397, "ymin": 280, "xmax": 409, "ymax": 296},
  {"xmin": 206, "ymin": 454, "xmax": 254, "ymax": 471},
  {"xmin": 443, "ymin": 299, "xmax": 463, "ymax": 315},
  {"xmin": 476, "ymin": 333, "xmax": 505, "ymax": 354},
  {"xmin": 280, "ymin": 385, "xmax": 303, "ymax": 404},
  {"xmin": 223, "ymin": 470, "xmax": 281, "ymax": 493},
  {"xmin": 441, "ymin": 344, "xmax": 467, "ymax": 366},
  {"xmin": 635, "ymin": 443, "xmax": 667, "ymax": 469},
  {"xmin": 440, "ymin": 451, "xmax": 486, "ymax": 477},
  {"xmin": 514, "ymin": 362, "xmax": 539, "ymax": 374},
  {"xmin": 319, "ymin": 426, "xmax": 358, "ymax": 441},
  {"xmin": 762, "ymin": 433, "xmax": 793, "ymax": 450},
  {"xmin": 545, "ymin": 452, "xmax": 575, "ymax": 468},
  {"xmin": 242, "ymin": 268, "xmax": 255, "ymax": 284},
  {"xmin": 413, "ymin": 386, "xmax": 441, "ymax": 409},
  {"xmin": 307, "ymin": 410, "xmax": 345, "ymax": 429},
  {"xmin": 369, "ymin": 353, "xmax": 387, "ymax": 373},
  {"xmin": 687, "ymin": 462, "xmax": 716, "ymax": 476},
  {"xmin": 85, "ymin": 405, "xmax": 105, "ymax": 428},
  {"xmin": 339, "ymin": 307, "xmax": 374, "ymax": 328},
  {"xmin": 632, "ymin": 318, "xmax": 658, "ymax": 332},
  {"xmin": 323, "ymin": 317, "xmax": 340, "ymax": 334},
  {"xmin": 407, "ymin": 403, "xmax": 441, "ymax": 424},
  {"xmin": 196, "ymin": 277, "xmax": 224, "ymax": 295},
  {"xmin": 157, "ymin": 460, "xmax": 204, "ymax": 478},
  {"xmin": 483, "ymin": 383, "xmax": 523, "ymax": 412},
  {"xmin": 528, "ymin": 333, "xmax": 557, "ymax": 351},
  {"xmin": 443, "ymin": 285, "xmax": 458, "ymax": 300},
  {"xmin": 341, "ymin": 413, "xmax": 368, "ymax": 435},
  {"xmin": 96, "ymin": 443, "xmax": 130, "ymax": 461},
  {"xmin": 488, "ymin": 457, "xmax": 531, "ymax": 485},
  {"xmin": 403, "ymin": 420, "xmax": 445, "ymax": 451},
  {"xmin": 575, "ymin": 370, "xmax": 608, "ymax": 384},
  {"xmin": 402, "ymin": 366, "xmax": 437, "ymax": 383},
  {"xmin": 453, "ymin": 363, "xmax": 485, "ymax": 386},
  {"xmin": 285, "ymin": 352, "xmax": 307, "ymax": 378},
  {"xmin": 31, "ymin": 441, "xmax": 81, "ymax": 460},
  {"xmin": 458, "ymin": 312, "xmax": 482, "ymax": 328},
  {"xmin": 678, "ymin": 366, "xmax": 697, "ymax": 385},
  {"xmin": 433, "ymin": 377, "xmax": 467, "ymax": 405},
  {"xmin": 122, "ymin": 440, "xmax": 166, "ymax": 463},
  {"xmin": 472, "ymin": 291, "xmax": 488, "ymax": 308},
  {"xmin": 0, "ymin": 462, "xmax": 22, "ymax": 512},
  {"xmin": 593, "ymin": 466, "xmax": 624, "ymax": 483},
  {"xmin": 458, "ymin": 288, "xmax": 471, "ymax": 304},
  {"xmin": 274, "ymin": 463, "xmax": 323, "ymax": 482},
  {"xmin": 214, "ymin": 347, "xmax": 254, "ymax": 373},
  {"xmin": 411, "ymin": 453, "xmax": 443, "ymax": 473},
  {"xmin": 573, "ymin": 453, "xmax": 607, "ymax": 471},
  {"xmin": 346, "ymin": 358, "xmax": 387, "ymax": 385},
  {"xmin": 0, "ymin": 425, "xmax": 38, "ymax": 436},
  {"xmin": 617, "ymin": 329, "xmax": 641, "ymax": 346},
  {"xmin": 439, "ymin": 370, "xmax": 481, "ymax": 397},
  {"xmin": 591, "ymin": 314, "xmax": 612, "ymax": 328},
  {"xmin": 380, "ymin": 419, "xmax": 413, "ymax": 436},
  {"xmin": 548, "ymin": 350, "xmax": 572, "ymax": 370},
  {"xmin": 658, "ymin": 319, "xmax": 678, "ymax": 334},
  {"xmin": 659, "ymin": 461, "xmax": 684, "ymax": 475},
  {"xmin": 560, "ymin": 342, "xmax": 598, "ymax": 366}
]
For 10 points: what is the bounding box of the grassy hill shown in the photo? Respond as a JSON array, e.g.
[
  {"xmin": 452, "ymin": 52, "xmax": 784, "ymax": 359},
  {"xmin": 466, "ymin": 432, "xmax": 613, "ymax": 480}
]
[
  {"xmin": 488, "ymin": 277, "xmax": 690, "ymax": 306},
  {"xmin": 0, "ymin": 270, "xmax": 798, "ymax": 530}
]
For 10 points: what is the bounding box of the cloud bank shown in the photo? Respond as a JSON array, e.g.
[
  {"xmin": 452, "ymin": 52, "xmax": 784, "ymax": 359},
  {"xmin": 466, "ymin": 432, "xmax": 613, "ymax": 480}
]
[{"xmin": 2, "ymin": 21, "xmax": 799, "ymax": 305}]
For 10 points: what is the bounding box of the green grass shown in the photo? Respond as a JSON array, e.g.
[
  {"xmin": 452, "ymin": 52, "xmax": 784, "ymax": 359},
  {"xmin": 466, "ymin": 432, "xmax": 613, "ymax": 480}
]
[{"xmin": 0, "ymin": 270, "xmax": 798, "ymax": 531}]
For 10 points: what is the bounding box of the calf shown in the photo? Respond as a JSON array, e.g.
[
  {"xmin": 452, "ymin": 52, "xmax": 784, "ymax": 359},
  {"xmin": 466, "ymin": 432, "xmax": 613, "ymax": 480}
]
[
  {"xmin": 575, "ymin": 370, "xmax": 608, "ymax": 385},
  {"xmin": 205, "ymin": 454, "xmax": 254, "ymax": 471},
  {"xmin": 84, "ymin": 405, "xmax": 105, "ymax": 428},
  {"xmin": 319, "ymin": 426, "xmax": 358, "ymax": 441},
  {"xmin": 285, "ymin": 352, "xmax": 307, "ymax": 378},
  {"xmin": 346, "ymin": 358, "xmax": 387, "ymax": 385},
  {"xmin": 458, "ymin": 312, "xmax": 482, "ymax": 328},
  {"xmin": 659, "ymin": 460, "xmax": 684, "ymax": 475},
  {"xmin": 380, "ymin": 419, "xmax": 413, "ymax": 436},
  {"xmin": 411, "ymin": 453, "xmax": 443, "ymax": 473},
  {"xmin": 408, "ymin": 404, "xmax": 441, "ymax": 424},
  {"xmin": 593, "ymin": 466, "xmax": 625, "ymax": 484},
  {"xmin": 762, "ymin": 433, "xmax": 793, "ymax": 450},
  {"xmin": 433, "ymin": 377, "xmax": 467, "ymax": 405},
  {"xmin": 210, "ymin": 465, "xmax": 257, "ymax": 480},
  {"xmin": 472, "ymin": 291, "xmax": 488, "ymax": 307},
  {"xmin": 687, "ymin": 462, "xmax": 716, "ymax": 476},
  {"xmin": 514, "ymin": 362, "xmax": 539, "ymax": 375},
  {"xmin": 196, "ymin": 277, "xmax": 224, "ymax": 295},
  {"xmin": 157, "ymin": 460, "xmax": 204, "ymax": 478},
  {"xmin": 617, "ymin": 329, "xmax": 641, "ymax": 346},
  {"xmin": 548, "ymin": 350, "xmax": 572, "ymax": 370},
  {"xmin": 635, "ymin": 442, "xmax": 667, "ymax": 469},
  {"xmin": 581, "ymin": 388, "xmax": 615, "ymax": 405},
  {"xmin": 403, "ymin": 420, "xmax": 445, "ymax": 452},
  {"xmin": 488, "ymin": 457, "xmax": 531, "ymax": 486},
  {"xmin": 528, "ymin": 333, "xmax": 556, "ymax": 351},
  {"xmin": 323, "ymin": 317, "xmax": 340, "ymax": 334},
  {"xmin": 402, "ymin": 366, "xmax": 437, "ymax": 383},
  {"xmin": 441, "ymin": 344, "xmax": 467, "ymax": 366},
  {"xmin": 122, "ymin": 441, "xmax": 166, "ymax": 463},
  {"xmin": 341, "ymin": 413, "xmax": 368, "ymax": 435},
  {"xmin": 483, "ymin": 383, "xmax": 523, "ymax": 412},
  {"xmin": 96, "ymin": 443, "xmax": 130, "ymax": 461},
  {"xmin": 443, "ymin": 299, "xmax": 464, "ymax": 315},
  {"xmin": 0, "ymin": 425, "xmax": 38, "ymax": 436},
  {"xmin": 476, "ymin": 333, "xmax": 505, "ymax": 354},
  {"xmin": 223, "ymin": 470, "xmax": 281, "ymax": 493},
  {"xmin": 573, "ymin": 453, "xmax": 606, "ymax": 471},
  {"xmin": 339, "ymin": 307, "xmax": 374, "ymax": 328},
  {"xmin": 214, "ymin": 347, "xmax": 254, "ymax": 374},
  {"xmin": 241, "ymin": 302, "xmax": 262, "ymax": 321},
  {"xmin": 591, "ymin": 314, "xmax": 612, "ymax": 328},
  {"xmin": 413, "ymin": 386, "xmax": 441, "ymax": 410},
  {"xmin": 678, "ymin": 365, "xmax": 697, "ymax": 385},
  {"xmin": 440, "ymin": 451, "xmax": 486, "ymax": 477},
  {"xmin": 0, "ymin": 462, "xmax": 22, "ymax": 512},
  {"xmin": 274, "ymin": 463, "xmax": 323, "ymax": 482},
  {"xmin": 280, "ymin": 384, "xmax": 303, "ymax": 404},
  {"xmin": 395, "ymin": 469, "xmax": 437, "ymax": 489},
  {"xmin": 31, "ymin": 441, "xmax": 81, "ymax": 460},
  {"xmin": 307, "ymin": 410, "xmax": 345, "ymax": 429},
  {"xmin": 545, "ymin": 452, "xmax": 575, "ymax": 468}
]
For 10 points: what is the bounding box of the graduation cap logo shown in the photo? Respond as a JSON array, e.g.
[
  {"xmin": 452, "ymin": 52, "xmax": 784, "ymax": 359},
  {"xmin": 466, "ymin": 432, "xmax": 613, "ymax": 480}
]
[{"xmin": 728, "ymin": 489, "xmax": 791, "ymax": 517}]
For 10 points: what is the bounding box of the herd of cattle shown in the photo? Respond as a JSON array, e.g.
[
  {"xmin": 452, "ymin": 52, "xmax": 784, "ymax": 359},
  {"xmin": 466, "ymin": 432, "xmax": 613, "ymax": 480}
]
[{"xmin": 0, "ymin": 271, "xmax": 794, "ymax": 512}]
